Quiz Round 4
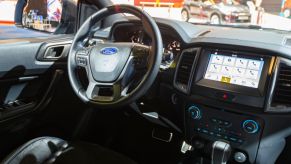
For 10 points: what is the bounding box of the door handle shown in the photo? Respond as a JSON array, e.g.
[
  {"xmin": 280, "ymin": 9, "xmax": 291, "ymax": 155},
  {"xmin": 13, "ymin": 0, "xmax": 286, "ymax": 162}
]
[
  {"xmin": 44, "ymin": 45, "xmax": 68, "ymax": 59},
  {"xmin": 39, "ymin": 43, "xmax": 71, "ymax": 61}
]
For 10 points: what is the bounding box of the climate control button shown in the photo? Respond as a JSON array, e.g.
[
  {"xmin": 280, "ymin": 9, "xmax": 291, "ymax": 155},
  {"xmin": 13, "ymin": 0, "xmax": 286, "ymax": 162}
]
[
  {"xmin": 242, "ymin": 120, "xmax": 259, "ymax": 134},
  {"xmin": 188, "ymin": 105, "xmax": 202, "ymax": 120}
]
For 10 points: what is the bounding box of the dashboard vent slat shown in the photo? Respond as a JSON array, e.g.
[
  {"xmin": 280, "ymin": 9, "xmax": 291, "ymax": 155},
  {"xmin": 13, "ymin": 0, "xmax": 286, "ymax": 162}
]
[
  {"xmin": 272, "ymin": 63, "xmax": 291, "ymax": 107},
  {"xmin": 284, "ymin": 38, "xmax": 291, "ymax": 47},
  {"xmin": 174, "ymin": 48, "xmax": 198, "ymax": 93}
]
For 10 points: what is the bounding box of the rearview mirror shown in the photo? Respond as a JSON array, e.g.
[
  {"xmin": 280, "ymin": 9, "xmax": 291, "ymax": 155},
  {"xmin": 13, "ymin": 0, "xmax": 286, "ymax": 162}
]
[{"xmin": 22, "ymin": 0, "xmax": 62, "ymax": 33}]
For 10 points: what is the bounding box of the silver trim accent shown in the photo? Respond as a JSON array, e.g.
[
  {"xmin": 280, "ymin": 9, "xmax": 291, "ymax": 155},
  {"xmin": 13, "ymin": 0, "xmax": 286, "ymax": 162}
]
[
  {"xmin": 234, "ymin": 152, "xmax": 247, "ymax": 163},
  {"xmin": 181, "ymin": 141, "xmax": 192, "ymax": 153},
  {"xmin": 211, "ymin": 141, "xmax": 231, "ymax": 164},
  {"xmin": 18, "ymin": 76, "xmax": 39, "ymax": 81},
  {"xmin": 143, "ymin": 112, "xmax": 159, "ymax": 119},
  {"xmin": 283, "ymin": 36, "xmax": 291, "ymax": 47},
  {"xmin": 151, "ymin": 129, "xmax": 173, "ymax": 143},
  {"xmin": 43, "ymin": 42, "xmax": 71, "ymax": 60}
]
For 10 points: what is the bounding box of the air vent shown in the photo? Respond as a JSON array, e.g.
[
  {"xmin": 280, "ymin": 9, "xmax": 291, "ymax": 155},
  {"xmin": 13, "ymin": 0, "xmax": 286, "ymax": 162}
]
[
  {"xmin": 174, "ymin": 48, "xmax": 198, "ymax": 93},
  {"xmin": 272, "ymin": 63, "xmax": 291, "ymax": 107}
]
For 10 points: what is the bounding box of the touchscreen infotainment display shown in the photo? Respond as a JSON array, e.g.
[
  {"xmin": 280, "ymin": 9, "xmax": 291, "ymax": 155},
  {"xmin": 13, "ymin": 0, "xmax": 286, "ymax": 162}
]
[{"xmin": 204, "ymin": 53, "xmax": 264, "ymax": 88}]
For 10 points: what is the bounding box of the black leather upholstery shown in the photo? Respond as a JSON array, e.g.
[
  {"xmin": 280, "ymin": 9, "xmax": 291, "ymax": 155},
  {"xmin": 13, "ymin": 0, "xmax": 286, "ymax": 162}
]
[
  {"xmin": 2, "ymin": 137, "xmax": 137, "ymax": 164},
  {"xmin": 3, "ymin": 137, "xmax": 66, "ymax": 164}
]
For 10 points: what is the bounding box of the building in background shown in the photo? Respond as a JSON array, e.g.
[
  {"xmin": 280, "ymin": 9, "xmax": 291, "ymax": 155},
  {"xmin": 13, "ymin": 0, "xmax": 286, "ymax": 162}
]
[
  {"xmin": 261, "ymin": 0, "xmax": 281, "ymax": 14},
  {"xmin": 0, "ymin": 0, "xmax": 17, "ymax": 24}
]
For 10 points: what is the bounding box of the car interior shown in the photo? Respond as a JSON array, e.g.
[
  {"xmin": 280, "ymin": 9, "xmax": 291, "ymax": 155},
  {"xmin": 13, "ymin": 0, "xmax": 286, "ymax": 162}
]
[{"xmin": 1, "ymin": 0, "xmax": 291, "ymax": 164}]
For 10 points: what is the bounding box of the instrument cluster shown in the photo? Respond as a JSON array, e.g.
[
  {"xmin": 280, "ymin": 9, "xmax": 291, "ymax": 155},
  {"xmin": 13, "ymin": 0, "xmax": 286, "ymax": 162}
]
[{"xmin": 113, "ymin": 26, "xmax": 181, "ymax": 69}]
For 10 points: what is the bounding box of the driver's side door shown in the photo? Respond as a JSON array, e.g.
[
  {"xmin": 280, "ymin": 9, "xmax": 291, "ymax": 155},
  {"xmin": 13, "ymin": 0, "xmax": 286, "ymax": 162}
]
[
  {"xmin": 0, "ymin": 0, "xmax": 76, "ymax": 121},
  {"xmin": 0, "ymin": 0, "xmax": 93, "ymax": 158}
]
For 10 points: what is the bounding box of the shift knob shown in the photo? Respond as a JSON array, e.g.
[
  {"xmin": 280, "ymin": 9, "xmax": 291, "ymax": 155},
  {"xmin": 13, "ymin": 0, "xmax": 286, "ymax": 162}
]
[{"xmin": 211, "ymin": 141, "xmax": 231, "ymax": 164}]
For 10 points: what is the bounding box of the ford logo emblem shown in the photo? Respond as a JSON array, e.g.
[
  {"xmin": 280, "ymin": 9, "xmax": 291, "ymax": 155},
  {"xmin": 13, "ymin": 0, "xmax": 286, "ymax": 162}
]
[{"xmin": 100, "ymin": 47, "xmax": 118, "ymax": 55}]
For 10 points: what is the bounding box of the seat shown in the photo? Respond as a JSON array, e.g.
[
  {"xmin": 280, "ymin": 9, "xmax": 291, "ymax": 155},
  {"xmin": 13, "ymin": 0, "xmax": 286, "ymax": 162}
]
[{"xmin": 2, "ymin": 137, "xmax": 137, "ymax": 164}]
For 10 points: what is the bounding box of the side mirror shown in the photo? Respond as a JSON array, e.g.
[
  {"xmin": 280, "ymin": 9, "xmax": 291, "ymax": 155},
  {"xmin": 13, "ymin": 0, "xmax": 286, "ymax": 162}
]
[{"xmin": 17, "ymin": 0, "xmax": 63, "ymax": 33}]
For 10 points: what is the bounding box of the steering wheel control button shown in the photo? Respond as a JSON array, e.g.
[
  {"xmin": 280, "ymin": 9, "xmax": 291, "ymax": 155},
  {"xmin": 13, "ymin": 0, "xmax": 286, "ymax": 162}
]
[
  {"xmin": 224, "ymin": 121, "xmax": 231, "ymax": 126},
  {"xmin": 211, "ymin": 118, "xmax": 218, "ymax": 123},
  {"xmin": 242, "ymin": 120, "xmax": 259, "ymax": 134},
  {"xmin": 76, "ymin": 57, "xmax": 87, "ymax": 66},
  {"xmin": 237, "ymin": 139, "xmax": 244, "ymax": 144},
  {"xmin": 77, "ymin": 50, "xmax": 88, "ymax": 56},
  {"xmin": 234, "ymin": 152, "xmax": 247, "ymax": 163},
  {"xmin": 133, "ymin": 56, "xmax": 147, "ymax": 69},
  {"xmin": 210, "ymin": 118, "xmax": 232, "ymax": 127},
  {"xmin": 201, "ymin": 129, "xmax": 209, "ymax": 134},
  {"xmin": 188, "ymin": 105, "xmax": 202, "ymax": 120},
  {"xmin": 229, "ymin": 137, "xmax": 237, "ymax": 142}
]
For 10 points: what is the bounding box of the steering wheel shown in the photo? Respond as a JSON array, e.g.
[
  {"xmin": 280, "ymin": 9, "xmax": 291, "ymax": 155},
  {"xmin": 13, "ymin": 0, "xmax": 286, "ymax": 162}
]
[{"xmin": 68, "ymin": 5, "xmax": 163, "ymax": 108}]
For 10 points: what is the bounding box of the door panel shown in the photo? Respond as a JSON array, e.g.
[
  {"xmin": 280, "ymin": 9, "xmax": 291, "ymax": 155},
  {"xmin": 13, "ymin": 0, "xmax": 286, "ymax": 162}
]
[{"xmin": 0, "ymin": 35, "xmax": 72, "ymax": 122}]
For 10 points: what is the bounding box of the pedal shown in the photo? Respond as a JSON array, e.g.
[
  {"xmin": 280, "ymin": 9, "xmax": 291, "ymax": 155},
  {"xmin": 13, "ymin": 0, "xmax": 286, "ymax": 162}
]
[{"xmin": 152, "ymin": 127, "xmax": 173, "ymax": 142}]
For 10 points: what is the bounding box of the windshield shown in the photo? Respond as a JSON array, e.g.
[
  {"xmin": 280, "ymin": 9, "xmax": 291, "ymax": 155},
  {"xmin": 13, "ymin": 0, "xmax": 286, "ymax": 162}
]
[{"xmin": 111, "ymin": 0, "xmax": 291, "ymax": 31}]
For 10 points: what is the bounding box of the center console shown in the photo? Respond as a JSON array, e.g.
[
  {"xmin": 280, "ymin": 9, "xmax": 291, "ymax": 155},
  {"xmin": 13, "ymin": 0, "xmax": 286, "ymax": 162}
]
[
  {"xmin": 175, "ymin": 46, "xmax": 276, "ymax": 163},
  {"xmin": 185, "ymin": 103, "xmax": 263, "ymax": 163}
]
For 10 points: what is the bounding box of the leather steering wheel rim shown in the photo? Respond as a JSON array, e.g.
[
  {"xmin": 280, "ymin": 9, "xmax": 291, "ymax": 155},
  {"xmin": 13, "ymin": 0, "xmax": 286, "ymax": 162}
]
[{"xmin": 68, "ymin": 4, "xmax": 163, "ymax": 108}]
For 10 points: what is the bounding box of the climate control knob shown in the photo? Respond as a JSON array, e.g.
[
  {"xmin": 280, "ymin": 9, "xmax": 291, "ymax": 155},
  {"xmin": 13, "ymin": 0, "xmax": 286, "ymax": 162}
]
[
  {"xmin": 188, "ymin": 105, "xmax": 202, "ymax": 120},
  {"xmin": 242, "ymin": 120, "xmax": 259, "ymax": 134}
]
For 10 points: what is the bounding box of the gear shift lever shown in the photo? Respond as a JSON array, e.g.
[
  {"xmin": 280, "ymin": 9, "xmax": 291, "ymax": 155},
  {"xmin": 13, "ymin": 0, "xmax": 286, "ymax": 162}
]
[{"xmin": 211, "ymin": 141, "xmax": 231, "ymax": 164}]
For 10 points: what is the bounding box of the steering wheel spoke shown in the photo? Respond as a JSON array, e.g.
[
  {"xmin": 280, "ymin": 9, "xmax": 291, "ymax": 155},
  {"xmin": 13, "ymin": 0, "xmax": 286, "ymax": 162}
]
[
  {"xmin": 85, "ymin": 80, "xmax": 123, "ymax": 102},
  {"xmin": 132, "ymin": 44, "xmax": 151, "ymax": 70},
  {"xmin": 76, "ymin": 51, "xmax": 89, "ymax": 68}
]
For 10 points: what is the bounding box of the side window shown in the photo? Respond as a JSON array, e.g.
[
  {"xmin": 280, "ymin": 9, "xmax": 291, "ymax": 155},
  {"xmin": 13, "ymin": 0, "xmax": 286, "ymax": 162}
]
[
  {"xmin": 22, "ymin": 0, "xmax": 62, "ymax": 33},
  {"xmin": 15, "ymin": 0, "xmax": 77, "ymax": 34}
]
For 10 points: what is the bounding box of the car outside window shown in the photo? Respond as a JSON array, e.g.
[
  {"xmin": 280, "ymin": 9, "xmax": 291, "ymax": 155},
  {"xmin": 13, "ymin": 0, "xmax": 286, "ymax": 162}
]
[
  {"xmin": 0, "ymin": 0, "xmax": 77, "ymax": 34},
  {"xmin": 111, "ymin": 0, "xmax": 291, "ymax": 31}
]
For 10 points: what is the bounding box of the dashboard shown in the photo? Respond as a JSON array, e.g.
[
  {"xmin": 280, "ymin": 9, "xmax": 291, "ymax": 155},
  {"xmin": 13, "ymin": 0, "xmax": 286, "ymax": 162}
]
[
  {"xmin": 107, "ymin": 18, "xmax": 291, "ymax": 164},
  {"xmin": 2, "ymin": 12, "xmax": 291, "ymax": 164}
]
